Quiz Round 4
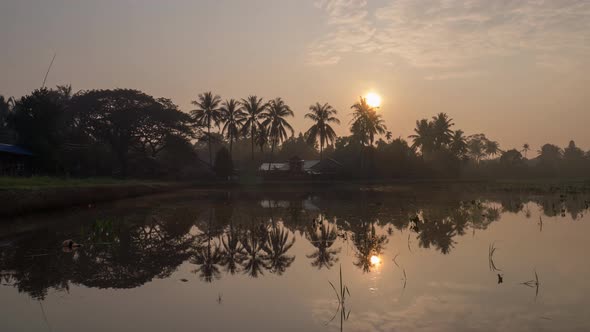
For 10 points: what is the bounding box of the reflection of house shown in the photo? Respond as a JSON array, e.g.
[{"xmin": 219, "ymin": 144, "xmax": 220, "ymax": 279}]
[
  {"xmin": 0, "ymin": 144, "xmax": 32, "ymax": 176},
  {"xmin": 259, "ymin": 156, "xmax": 342, "ymax": 179}
]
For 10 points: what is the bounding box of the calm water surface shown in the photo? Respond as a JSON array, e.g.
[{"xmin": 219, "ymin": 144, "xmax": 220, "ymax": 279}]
[{"xmin": 1, "ymin": 186, "xmax": 590, "ymax": 331}]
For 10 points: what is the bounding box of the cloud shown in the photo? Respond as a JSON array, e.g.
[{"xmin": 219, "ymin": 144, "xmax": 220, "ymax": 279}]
[{"xmin": 308, "ymin": 0, "xmax": 590, "ymax": 77}]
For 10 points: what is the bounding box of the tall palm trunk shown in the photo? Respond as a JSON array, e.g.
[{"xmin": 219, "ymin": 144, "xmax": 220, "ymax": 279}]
[
  {"xmin": 207, "ymin": 124, "xmax": 212, "ymax": 165},
  {"xmin": 268, "ymin": 139, "xmax": 275, "ymax": 171},
  {"xmin": 251, "ymin": 127, "xmax": 255, "ymax": 160},
  {"xmin": 229, "ymin": 134, "xmax": 233, "ymax": 157}
]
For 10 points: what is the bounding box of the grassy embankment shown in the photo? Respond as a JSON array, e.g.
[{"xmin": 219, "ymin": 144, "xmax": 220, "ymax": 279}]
[{"xmin": 0, "ymin": 176, "xmax": 187, "ymax": 217}]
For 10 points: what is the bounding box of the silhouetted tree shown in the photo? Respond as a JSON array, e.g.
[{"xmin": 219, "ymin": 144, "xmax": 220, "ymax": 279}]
[
  {"xmin": 240, "ymin": 95, "xmax": 267, "ymax": 160},
  {"xmin": 220, "ymin": 99, "xmax": 245, "ymax": 155},
  {"xmin": 262, "ymin": 98, "xmax": 294, "ymax": 170},
  {"xmin": 522, "ymin": 143, "xmax": 530, "ymax": 159},
  {"xmin": 304, "ymin": 102, "xmax": 340, "ymax": 159},
  {"xmin": 350, "ymin": 97, "xmax": 386, "ymax": 146},
  {"xmin": 191, "ymin": 92, "xmax": 222, "ymax": 164}
]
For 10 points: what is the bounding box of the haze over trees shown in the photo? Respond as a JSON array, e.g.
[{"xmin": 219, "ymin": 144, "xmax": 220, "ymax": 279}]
[{"xmin": 1, "ymin": 86, "xmax": 589, "ymax": 180}]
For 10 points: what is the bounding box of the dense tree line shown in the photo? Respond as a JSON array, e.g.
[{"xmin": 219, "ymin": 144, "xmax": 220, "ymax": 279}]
[{"xmin": 1, "ymin": 86, "xmax": 589, "ymax": 179}]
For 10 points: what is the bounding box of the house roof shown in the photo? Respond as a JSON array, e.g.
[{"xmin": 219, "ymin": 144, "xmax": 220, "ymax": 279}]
[
  {"xmin": 0, "ymin": 144, "xmax": 33, "ymax": 156},
  {"xmin": 259, "ymin": 163, "xmax": 289, "ymax": 171}
]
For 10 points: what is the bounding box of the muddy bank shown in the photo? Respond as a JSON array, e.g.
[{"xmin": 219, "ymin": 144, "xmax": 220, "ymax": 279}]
[{"xmin": 0, "ymin": 183, "xmax": 187, "ymax": 218}]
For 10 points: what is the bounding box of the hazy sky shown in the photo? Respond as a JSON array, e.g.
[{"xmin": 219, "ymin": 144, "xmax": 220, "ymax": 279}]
[{"xmin": 1, "ymin": 0, "xmax": 589, "ymax": 153}]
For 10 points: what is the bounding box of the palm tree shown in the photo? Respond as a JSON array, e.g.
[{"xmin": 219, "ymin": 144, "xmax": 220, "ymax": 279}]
[
  {"xmin": 450, "ymin": 129, "xmax": 468, "ymax": 158},
  {"xmin": 409, "ymin": 119, "xmax": 434, "ymax": 155},
  {"xmin": 191, "ymin": 92, "xmax": 222, "ymax": 164},
  {"xmin": 262, "ymin": 98, "xmax": 294, "ymax": 170},
  {"xmin": 255, "ymin": 126, "xmax": 268, "ymax": 153},
  {"xmin": 349, "ymin": 97, "xmax": 386, "ymax": 146},
  {"xmin": 304, "ymin": 102, "xmax": 340, "ymax": 159},
  {"xmin": 240, "ymin": 95, "xmax": 268, "ymax": 160},
  {"xmin": 431, "ymin": 112, "xmax": 454, "ymax": 149},
  {"xmin": 385, "ymin": 131, "xmax": 393, "ymax": 142},
  {"xmin": 522, "ymin": 143, "xmax": 530, "ymax": 159},
  {"xmin": 219, "ymin": 99, "xmax": 245, "ymax": 156},
  {"xmin": 485, "ymin": 140, "xmax": 500, "ymax": 159}
]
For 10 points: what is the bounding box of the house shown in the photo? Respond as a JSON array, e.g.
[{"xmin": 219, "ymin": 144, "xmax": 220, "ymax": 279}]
[
  {"xmin": 0, "ymin": 144, "xmax": 33, "ymax": 176},
  {"xmin": 259, "ymin": 156, "xmax": 342, "ymax": 179}
]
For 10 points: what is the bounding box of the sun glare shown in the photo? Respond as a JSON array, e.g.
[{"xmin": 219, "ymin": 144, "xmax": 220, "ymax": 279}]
[
  {"xmin": 365, "ymin": 92, "xmax": 381, "ymax": 108},
  {"xmin": 370, "ymin": 255, "xmax": 381, "ymax": 265}
]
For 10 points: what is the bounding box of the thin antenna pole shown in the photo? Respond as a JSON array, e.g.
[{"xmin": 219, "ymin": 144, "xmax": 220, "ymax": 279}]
[{"xmin": 41, "ymin": 53, "xmax": 57, "ymax": 89}]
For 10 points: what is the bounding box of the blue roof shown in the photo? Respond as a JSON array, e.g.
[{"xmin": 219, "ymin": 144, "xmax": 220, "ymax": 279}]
[{"xmin": 0, "ymin": 144, "xmax": 33, "ymax": 156}]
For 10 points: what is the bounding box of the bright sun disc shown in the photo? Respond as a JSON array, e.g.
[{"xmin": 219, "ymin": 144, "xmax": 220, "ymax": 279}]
[
  {"xmin": 370, "ymin": 255, "xmax": 381, "ymax": 265},
  {"xmin": 365, "ymin": 93, "xmax": 381, "ymax": 108}
]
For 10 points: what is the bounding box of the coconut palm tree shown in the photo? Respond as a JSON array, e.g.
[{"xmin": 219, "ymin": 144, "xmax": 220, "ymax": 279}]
[
  {"xmin": 262, "ymin": 98, "xmax": 294, "ymax": 170},
  {"xmin": 219, "ymin": 99, "xmax": 245, "ymax": 156},
  {"xmin": 431, "ymin": 112, "xmax": 454, "ymax": 149},
  {"xmin": 522, "ymin": 143, "xmax": 530, "ymax": 159},
  {"xmin": 485, "ymin": 140, "xmax": 501, "ymax": 159},
  {"xmin": 450, "ymin": 129, "xmax": 468, "ymax": 158},
  {"xmin": 409, "ymin": 119, "xmax": 435, "ymax": 155},
  {"xmin": 349, "ymin": 97, "xmax": 386, "ymax": 146},
  {"xmin": 304, "ymin": 102, "xmax": 340, "ymax": 159},
  {"xmin": 191, "ymin": 92, "xmax": 222, "ymax": 164},
  {"xmin": 385, "ymin": 131, "xmax": 393, "ymax": 142},
  {"xmin": 240, "ymin": 95, "xmax": 268, "ymax": 160}
]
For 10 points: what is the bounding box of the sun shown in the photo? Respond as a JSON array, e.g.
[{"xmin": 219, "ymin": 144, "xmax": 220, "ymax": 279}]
[
  {"xmin": 370, "ymin": 255, "xmax": 381, "ymax": 265},
  {"xmin": 365, "ymin": 92, "xmax": 381, "ymax": 108}
]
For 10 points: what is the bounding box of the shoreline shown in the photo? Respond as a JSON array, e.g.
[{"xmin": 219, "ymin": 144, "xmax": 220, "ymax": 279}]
[{"xmin": 1, "ymin": 177, "xmax": 589, "ymax": 218}]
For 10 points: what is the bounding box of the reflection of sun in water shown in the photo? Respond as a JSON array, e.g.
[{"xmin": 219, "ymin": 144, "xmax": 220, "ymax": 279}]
[
  {"xmin": 370, "ymin": 255, "xmax": 381, "ymax": 265},
  {"xmin": 365, "ymin": 92, "xmax": 381, "ymax": 108}
]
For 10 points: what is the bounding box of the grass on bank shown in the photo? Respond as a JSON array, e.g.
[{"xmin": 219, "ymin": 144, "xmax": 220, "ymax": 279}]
[{"xmin": 0, "ymin": 176, "xmax": 171, "ymax": 190}]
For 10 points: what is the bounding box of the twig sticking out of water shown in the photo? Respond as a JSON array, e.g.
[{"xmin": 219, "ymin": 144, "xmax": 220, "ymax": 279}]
[
  {"xmin": 488, "ymin": 242, "xmax": 501, "ymax": 272},
  {"xmin": 521, "ymin": 269, "xmax": 540, "ymax": 299},
  {"xmin": 402, "ymin": 269, "xmax": 407, "ymax": 289},
  {"xmin": 326, "ymin": 265, "xmax": 351, "ymax": 330},
  {"xmin": 392, "ymin": 253, "xmax": 400, "ymax": 268}
]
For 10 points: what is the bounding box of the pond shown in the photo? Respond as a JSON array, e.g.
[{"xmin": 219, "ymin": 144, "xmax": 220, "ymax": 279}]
[{"xmin": 1, "ymin": 186, "xmax": 590, "ymax": 331}]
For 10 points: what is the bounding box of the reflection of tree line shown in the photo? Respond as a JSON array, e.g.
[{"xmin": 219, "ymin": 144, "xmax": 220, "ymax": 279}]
[{"xmin": 1, "ymin": 191, "xmax": 589, "ymax": 299}]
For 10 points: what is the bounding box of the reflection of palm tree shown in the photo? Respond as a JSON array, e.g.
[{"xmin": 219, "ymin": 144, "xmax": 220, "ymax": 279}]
[
  {"xmin": 191, "ymin": 235, "xmax": 223, "ymax": 283},
  {"xmin": 264, "ymin": 225, "xmax": 296, "ymax": 275},
  {"xmin": 240, "ymin": 228, "xmax": 270, "ymax": 278},
  {"xmin": 221, "ymin": 225, "xmax": 244, "ymax": 275},
  {"xmin": 305, "ymin": 221, "xmax": 341, "ymax": 269},
  {"xmin": 351, "ymin": 222, "xmax": 387, "ymax": 272}
]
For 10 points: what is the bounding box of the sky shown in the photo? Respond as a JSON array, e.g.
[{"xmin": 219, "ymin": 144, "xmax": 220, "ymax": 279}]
[{"xmin": 1, "ymin": 0, "xmax": 589, "ymax": 153}]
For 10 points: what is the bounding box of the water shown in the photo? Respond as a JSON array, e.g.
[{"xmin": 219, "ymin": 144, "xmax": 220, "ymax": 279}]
[{"xmin": 1, "ymin": 186, "xmax": 590, "ymax": 331}]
